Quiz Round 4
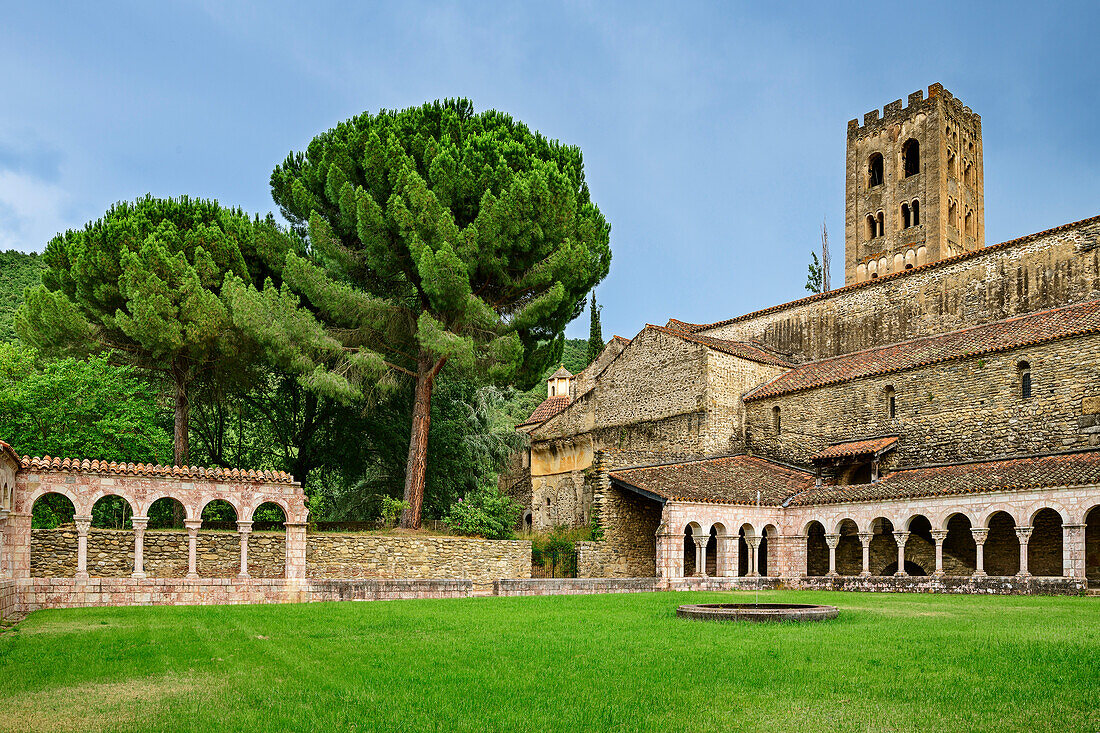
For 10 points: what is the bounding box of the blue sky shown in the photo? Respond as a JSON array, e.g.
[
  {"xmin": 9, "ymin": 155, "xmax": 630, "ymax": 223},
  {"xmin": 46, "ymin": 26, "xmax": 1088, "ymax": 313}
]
[{"xmin": 2, "ymin": 1, "xmax": 1098, "ymax": 340}]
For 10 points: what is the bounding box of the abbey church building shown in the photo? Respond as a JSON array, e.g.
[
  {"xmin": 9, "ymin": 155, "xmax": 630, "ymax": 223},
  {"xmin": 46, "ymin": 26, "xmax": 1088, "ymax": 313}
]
[{"xmin": 516, "ymin": 84, "xmax": 1100, "ymax": 592}]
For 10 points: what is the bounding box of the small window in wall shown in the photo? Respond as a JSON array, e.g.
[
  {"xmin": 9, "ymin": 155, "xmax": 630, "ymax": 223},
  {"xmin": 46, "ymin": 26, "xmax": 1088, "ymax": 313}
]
[
  {"xmin": 901, "ymin": 203, "xmax": 911, "ymax": 229},
  {"xmin": 1019, "ymin": 361, "xmax": 1032, "ymax": 399},
  {"xmin": 911, "ymin": 199, "xmax": 919, "ymax": 226},
  {"xmin": 965, "ymin": 209, "xmax": 974, "ymax": 236},
  {"xmin": 772, "ymin": 406, "xmax": 781, "ymax": 435},
  {"xmin": 868, "ymin": 153, "xmax": 884, "ymax": 187},
  {"xmin": 866, "ymin": 214, "xmax": 877, "ymax": 240},
  {"xmin": 964, "ymin": 161, "xmax": 973, "ymax": 187},
  {"xmin": 876, "ymin": 212, "xmax": 884, "ymax": 237},
  {"xmin": 902, "ymin": 138, "xmax": 920, "ymax": 177},
  {"xmin": 948, "ymin": 199, "xmax": 958, "ymax": 228},
  {"xmin": 885, "ymin": 385, "xmax": 896, "ymax": 419},
  {"xmin": 947, "ymin": 152, "xmax": 956, "ymax": 177}
]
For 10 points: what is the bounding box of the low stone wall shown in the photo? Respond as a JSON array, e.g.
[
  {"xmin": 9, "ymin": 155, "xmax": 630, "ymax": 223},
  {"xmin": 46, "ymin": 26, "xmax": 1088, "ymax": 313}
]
[
  {"xmin": 0, "ymin": 579, "xmax": 16, "ymax": 620},
  {"xmin": 30, "ymin": 529, "xmax": 286, "ymax": 578},
  {"xmin": 495, "ymin": 577, "xmax": 663, "ymax": 596},
  {"xmin": 29, "ymin": 530, "xmax": 526, "ymax": 582},
  {"xmin": 791, "ymin": 575, "xmax": 1085, "ymax": 595},
  {"xmin": 306, "ymin": 534, "xmax": 530, "ymax": 582},
  {"xmin": 16, "ymin": 577, "xmax": 474, "ymax": 614}
]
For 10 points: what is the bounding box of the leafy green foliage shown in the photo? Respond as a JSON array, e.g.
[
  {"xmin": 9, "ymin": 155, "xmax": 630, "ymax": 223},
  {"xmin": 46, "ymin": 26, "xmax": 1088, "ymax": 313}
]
[
  {"xmin": 0, "ymin": 250, "xmax": 46, "ymax": 343},
  {"xmin": 0, "ymin": 343, "xmax": 172, "ymax": 463},
  {"xmin": 30, "ymin": 493, "xmax": 75, "ymax": 529},
  {"xmin": 443, "ymin": 483, "xmax": 522, "ymax": 539},
  {"xmin": 15, "ymin": 195, "xmax": 297, "ymax": 465},
  {"xmin": 379, "ymin": 496, "xmax": 407, "ymax": 527},
  {"xmin": 805, "ymin": 250, "xmax": 823, "ymax": 293}
]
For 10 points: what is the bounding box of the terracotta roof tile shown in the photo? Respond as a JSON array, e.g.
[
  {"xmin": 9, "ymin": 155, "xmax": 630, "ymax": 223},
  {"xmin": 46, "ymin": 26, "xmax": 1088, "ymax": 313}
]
[
  {"xmin": 789, "ymin": 450, "xmax": 1100, "ymax": 506},
  {"xmin": 610, "ymin": 455, "xmax": 815, "ymax": 506},
  {"xmin": 745, "ymin": 299, "xmax": 1100, "ymax": 401},
  {"xmin": 520, "ymin": 395, "xmax": 571, "ymax": 427},
  {"xmin": 686, "ymin": 214, "xmax": 1100, "ymax": 334},
  {"xmin": 17, "ymin": 454, "xmax": 297, "ymax": 485},
  {"xmin": 0, "ymin": 439, "xmax": 19, "ymax": 465},
  {"xmin": 648, "ymin": 325, "xmax": 794, "ymax": 368},
  {"xmin": 811, "ymin": 436, "xmax": 898, "ymax": 462}
]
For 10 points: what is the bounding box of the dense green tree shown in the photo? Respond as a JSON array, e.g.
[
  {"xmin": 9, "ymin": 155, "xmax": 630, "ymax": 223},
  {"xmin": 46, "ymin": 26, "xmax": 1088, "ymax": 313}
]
[
  {"xmin": 235, "ymin": 99, "xmax": 610, "ymax": 527},
  {"xmin": 805, "ymin": 251, "xmax": 823, "ymax": 294},
  {"xmin": 0, "ymin": 250, "xmax": 46, "ymax": 343},
  {"xmin": 0, "ymin": 343, "xmax": 171, "ymax": 463},
  {"xmin": 586, "ymin": 292, "xmax": 603, "ymax": 364},
  {"xmin": 15, "ymin": 195, "xmax": 296, "ymax": 466}
]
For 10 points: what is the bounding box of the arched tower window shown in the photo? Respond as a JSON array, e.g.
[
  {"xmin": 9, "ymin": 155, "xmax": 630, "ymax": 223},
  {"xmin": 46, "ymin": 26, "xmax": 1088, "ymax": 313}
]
[
  {"xmin": 772, "ymin": 406, "xmax": 781, "ymax": 435},
  {"xmin": 866, "ymin": 214, "xmax": 877, "ymax": 240},
  {"xmin": 885, "ymin": 385, "xmax": 896, "ymax": 419},
  {"xmin": 876, "ymin": 211, "xmax": 884, "ymax": 238},
  {"xmin": 868, "ymin": 153, "xmax": 884, "ymax": 187},
  {"xmin": 947, "ymin": 151, "xmax": 956, "ymax": 177},
  {"xmin": 948, "ymin": 199, "xmax": 958, "ymax": 228},
  {"xmin": 902, "ymin": 138, "xmax": 920, "ymax": 177},
  {"xmin": 911, "ymin": 199, "xmax": 919, "ymax": 226},
  {"xmin": 901, "ymin": 203, "xmax": 911, "ymax": 229},
  {"xmin": 965, "ymin": 209, "xmax": 974, "ymax": 236},
  {"xmin": 964, "ymin": 161, "xmax": 973, "ymax": 187},
  {"xmin": 1019, "ymin": 361, "xmax": 1032, "ymax": 399}
]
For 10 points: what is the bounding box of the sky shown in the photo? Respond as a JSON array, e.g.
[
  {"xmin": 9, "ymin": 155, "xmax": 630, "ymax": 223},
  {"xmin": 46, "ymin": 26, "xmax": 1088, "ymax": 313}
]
[{"xmin": 1, "ymin": 1, "xmax": 1098, "ymax": 340}]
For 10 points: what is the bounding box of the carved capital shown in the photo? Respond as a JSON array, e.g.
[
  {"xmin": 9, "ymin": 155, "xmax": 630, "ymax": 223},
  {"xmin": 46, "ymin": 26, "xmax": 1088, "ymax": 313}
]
[
  {"xmin": 184, "ymin": 519, "xmax": 203, "ymax": 534},
  {"xmin": 1014, "ymin": 526, "xmax": 1033, "ymax": 543},
  {"xmin": 237, "ymin": 520, "xmax": 254, "ymax": 535},
  {"xmin": 930, "ymin": 529, "xmax": 949, "ymax": 542},
  {"xmin": 970, "ymin": 528, "xmax": 989, "ymax": 545},
  {"xmin": 74, "ymin": 514, "xmax": 93, "ymax": 534},
  {"xmin": 892, "ymin": 530, "xmax": 910, "ymax": 545},
  {"xmin": 130, "ymin": 515, "xmax": 149, "ymax": 531},
  {"xmin": 824, "ymin": 533, "xmax": 841, "ymax": 549},
  {"xmin": 857, "ymin": 532, "xmax": 873, "ymax": 547}
]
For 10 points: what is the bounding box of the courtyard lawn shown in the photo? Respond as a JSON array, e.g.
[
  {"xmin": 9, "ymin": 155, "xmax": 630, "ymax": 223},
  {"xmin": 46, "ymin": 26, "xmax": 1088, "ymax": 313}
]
[{"xmin": 0, "ymin": 591, "xmax": 1097, "ymax": 732}]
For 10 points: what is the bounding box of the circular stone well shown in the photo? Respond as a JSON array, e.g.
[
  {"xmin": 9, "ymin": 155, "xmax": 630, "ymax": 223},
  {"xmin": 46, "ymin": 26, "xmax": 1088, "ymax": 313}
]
[{"xmin": 676, "ymin": 603, "xmax": 839, "ymax": 623}]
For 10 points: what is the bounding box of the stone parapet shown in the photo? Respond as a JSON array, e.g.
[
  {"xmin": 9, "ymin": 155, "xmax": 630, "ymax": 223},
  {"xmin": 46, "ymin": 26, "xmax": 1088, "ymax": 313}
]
[{"xmin": 791, "ymin": 575, "xmax": 1084, "ymax": 595}]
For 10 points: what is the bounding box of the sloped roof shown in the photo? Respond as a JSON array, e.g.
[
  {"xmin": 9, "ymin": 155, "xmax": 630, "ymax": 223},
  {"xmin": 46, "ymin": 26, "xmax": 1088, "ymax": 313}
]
[
  {"xmin": 610, "ymin": 454, "xmax": 815, "ymax": 506},
  {"xmin": 745, "ymin": 298, "xmax": 1100, "ymax": 401},
  {"xmin": 0, "ymin": 439, "xmax": 19, "ymax": 465},
  {"xmin": 548, "ymin": 366, "xmax": 573, "ymax": 379},
  {"xmin": 520, "ymin": 395, "xmax": 571, "ymax": 427},
  {"xmin": 647, "ymin": 325, "xmax": 794, "ymax": 368},
  {"xmin": 683, "ymin": 214, "xmax": 1100, "ymax": 335},
  {"xmin": 788, "ymin": 449, "xmax": 1100, "ymax": 506},
  {"xmin": 811, "ymin": 436, "xmax": 898, "ymax": 462},
  {"xmin": 18, "ymin": 455, "xmax": 297, "ymax": 484}
]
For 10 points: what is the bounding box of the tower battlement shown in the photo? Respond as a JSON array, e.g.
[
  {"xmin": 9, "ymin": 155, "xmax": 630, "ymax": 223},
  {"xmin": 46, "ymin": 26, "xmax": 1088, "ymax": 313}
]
[{"xmin": 843, "ymin": 84, "xmax": 985, "ymax": 285}]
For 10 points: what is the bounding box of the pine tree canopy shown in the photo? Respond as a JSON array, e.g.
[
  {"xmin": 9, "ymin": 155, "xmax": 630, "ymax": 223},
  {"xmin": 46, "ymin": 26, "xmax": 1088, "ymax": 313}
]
[
  {"xmin": 15, "ymin": 195, "xmax": 297, "ymax": 465},
  {"xmin": 248, "ymin": 99, "xmax": 611, "ymax": 526}
]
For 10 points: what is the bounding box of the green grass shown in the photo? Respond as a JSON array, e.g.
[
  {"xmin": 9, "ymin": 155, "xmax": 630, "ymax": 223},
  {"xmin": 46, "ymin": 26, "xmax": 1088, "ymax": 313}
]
[{"xmin": 0, "ymin": 590, "xmax": 1097, "ymax": 732}]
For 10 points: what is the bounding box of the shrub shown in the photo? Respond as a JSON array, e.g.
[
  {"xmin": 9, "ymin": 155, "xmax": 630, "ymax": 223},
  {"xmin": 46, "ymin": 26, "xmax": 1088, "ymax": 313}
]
[
  {"xmin": 380, "ymin": 496, "xmax": 407, "ymax": 528},
  {"xmin": 444, "ymin": 484, "xmax": 522, "ymax": 540}
]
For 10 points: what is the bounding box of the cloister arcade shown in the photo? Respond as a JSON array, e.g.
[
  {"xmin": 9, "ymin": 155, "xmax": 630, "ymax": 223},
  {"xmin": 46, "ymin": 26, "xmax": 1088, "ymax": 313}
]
[
  {"xmin": 0, "ymin": 454, "xmax": 308, "ymax": 581},
  {"xmin": 657, "ymin": 492, "xmax": 1100, "ymax": 583}
]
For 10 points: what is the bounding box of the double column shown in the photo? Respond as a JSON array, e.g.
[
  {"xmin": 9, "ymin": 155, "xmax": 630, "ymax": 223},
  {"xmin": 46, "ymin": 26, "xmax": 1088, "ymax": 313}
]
[
  {"xmin": 857, "ymin": 532, "xmax": 873, "ymax": 576},
  {"xmin": 892, "ymin": 530, "xmax": 910, "ymax": 577},
  {"xmin": 931, "ymin": 529, "xmax": 948, "ymax": 576},
  {"xmin": 971, "ymin": 528, "xmax": 988, "ymax": 576},
  {"xmin": 1015, "ymin": 526, "xmax": 1033, "ymax": 577},
  {"xmin": 692, "ymin": 532, "xmax": 708, "ymax": 577},
  {"xmin": 824, "ymin": 534, "xmax": 840, "ymax": 577}
]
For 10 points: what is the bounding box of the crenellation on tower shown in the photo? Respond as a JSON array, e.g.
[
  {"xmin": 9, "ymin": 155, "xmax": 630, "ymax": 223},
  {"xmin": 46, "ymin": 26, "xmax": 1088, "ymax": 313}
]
[{"xmin": 844, "ymin": 83, "xmax": 985, "ymax": 284}]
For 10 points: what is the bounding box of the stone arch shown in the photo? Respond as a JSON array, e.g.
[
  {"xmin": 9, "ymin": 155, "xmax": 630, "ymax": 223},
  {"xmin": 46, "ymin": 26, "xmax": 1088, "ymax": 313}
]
[
  {"xmin": 902, "ymin": 137, "xmax": 920, "ymax": 177},
  {"xmin": 245, "ymin": 498, "xmax": 292, "ymax": 524},
  {"xmin": 147, "ymin": 496, "xmax": 188, "ymax": 529},
  {"xmin": 911, "ymin": 199, "xmax": 920, "ymax": 225},
  {"xmin": 893, "ymin": 253, "xmax": 904, "ymax": 272},
  {"xmin": 867, "ymin": 152, "xmax": 884, "ymax": 187},
  {"xmin": 901, "ymin": 514, "xmax": 933, "ymax": 576},
  {"xmin": 1027, "ymin": 502, "xmax": 1069, "ymax": 527},
  {"xmin": 916, "ymin": 245, "xmax": 928, "ymax": 266},
  {"xmin": 89, "ymin": 493, "xmax": 134, "ymax": 530},
  {"xmin": 901, "ymin": 202, "xmax": 911, "ymax": 229},
  {"xmin": 737, "ymin": 523, "xmax": 756, "ymax": 577},
  {"xmin": 870, "ymin": 517, "xmax": 896, "ymax": 576},
  {"xmin": 1028, "ymin": 507, "xmax": 1063, "ymax": 577},
  {"xmin": 199, "ymin": 497, "xmax": 242, "ymax": 526},
  {"xmin": 30, "ymin": 491, "xmax": 78, "ymax": 577},
  {"xmin": 857, "ymin": 263, "xmax": 868, "ymax": 282},
  {"xmin": 978, "ymin": 504, "xmax": 1020, "ymax": 529},
  {"xmin": 683, "ymin": 522, "xmax": 703, "ymax": 577},
  {"xmin": 835, "ymin": 518, "xmax": 862, "ymax": 576},
  {"xmin": 1085, "ymin": 505, "xmax": 1100, "ymax": 583},
  {"xmin": 759, "ymin": 524, "xmax": 778, "ymax": 576},
  {"xmin": 804, "ymin": 520, "xmax": 827, "ymax": 577},
  {"xmin": 984, "ymin": 510, "xmax": 1019, "ymax": 576},
  {"xmin": 941, "ymin": 512, "xmax": 977, "ymax": 576},
  {"xmin": 27, "ymin": 487, "xmax": 79, "ymax": 522},
  {"xmin": 876, "ymin": 212, "xmax": 885, "ymax": 238}
]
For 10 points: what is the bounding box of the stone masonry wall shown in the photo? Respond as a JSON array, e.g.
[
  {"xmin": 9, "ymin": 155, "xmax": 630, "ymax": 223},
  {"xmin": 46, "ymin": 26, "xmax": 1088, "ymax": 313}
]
[
  {"xmin": 578, "ymin": 483, "xmax": 662, "ymax": 578},
  {"xmin": 700, "ymin": 217, "xmax": 1100, "ymax": 361},
  {"xmin": 28, "ymin": 530, "xmax": 527, "ymax": 583},
  {"xmin": 306, "ymin": 534, "xmax": 530, "ymax": 582},
  {"xmin": 745, "ymin": 333, "xmax": 1100, "ymax": 466}
]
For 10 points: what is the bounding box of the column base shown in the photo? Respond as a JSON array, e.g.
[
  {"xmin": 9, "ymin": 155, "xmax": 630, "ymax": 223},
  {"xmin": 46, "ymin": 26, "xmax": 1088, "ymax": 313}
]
[
  {"xmin": 859, "ymin": 570, "xmax": 871, "ymax": 577},
  {"xmin": 972, "ymin": 570, "xmax": 987, "ymax": 577},
  {"xmin": 185, "ymin": 572, "xmax": 200, "ymax": 580},
  {"xmin": 826, "ymin": 572, "xmax": 839, "ymax": 578},
  {"xmin": 130, "ymin": 572, "xmax": 146, "ymax": 579},
  {"xmin": 74, "ymin": 572, "xmax": 89, "ymax": 580},
  {"xmin": 237, "ymin": 573, "xmax": 251, "ymax": 580},
  {"xmin": 1016, "ymin": 571, "xmax": 1031, "ymax": 578},
  {"xmin": 894, "ymin": 571, "xmax": 908, "ymax": 578},
  {"xmin": 932, "ymin": 570, "xmax": 945, "ymax": 577}
]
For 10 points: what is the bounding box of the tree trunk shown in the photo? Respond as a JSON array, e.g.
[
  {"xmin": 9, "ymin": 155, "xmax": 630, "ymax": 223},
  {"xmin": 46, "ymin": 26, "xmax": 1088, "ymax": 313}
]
[
  {"xmin": 173, "ymin": 366, "xmax": 190, "ymax": 467},
  {"xmin": 400, "ymin": 351, "xmax": 444, "ymax": 529}
]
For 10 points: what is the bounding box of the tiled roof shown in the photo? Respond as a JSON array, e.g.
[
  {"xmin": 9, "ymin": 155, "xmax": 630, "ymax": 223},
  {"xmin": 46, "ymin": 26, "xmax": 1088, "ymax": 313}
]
[
  {"xmin": 612, "ymin": 335, "xmax": 631, "ymax": 344},
  {"xmin": 788, "ymin": 450, "xmax": 1100, "ymax": 506},
  {"xmin": 18, "ymin": 455, "xmax": 297, "ymax": 484},
  {"xmin": 0, "ymin": 439, "xmax": 19, "ymax": 465},
  {"xmin": 610, "ymin": 455, "xmax": 815, "ymax": 506},
  {"xmin": 548, "ymin": 366, "xmax": 573, "ymax": 379},
  {"xmin": 648, "ymin": 325, "xmax": 794, "ymax": 367},
  {"xmin": 685, "ymin": 214, "xmax": 1100, "ymax": 334},
  {"xmin": 745, "ymin": 298, "xmax": 1100, "ymax": 401},
  {"xmin": 811, "ymin": 436, "xmax": 898, "ymax": 462},
  {"xmin": 520, "ymin": 395, "xmax": 571, "ymax": 427}
]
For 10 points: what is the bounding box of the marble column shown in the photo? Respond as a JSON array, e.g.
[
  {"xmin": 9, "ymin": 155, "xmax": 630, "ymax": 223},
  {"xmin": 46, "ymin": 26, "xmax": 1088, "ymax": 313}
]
[
  {"xmin": 693, "ymin": 533, "xmax": 708, "ymax": 577},
  {"xmin": 971, "ymin": 528, "xmax": 988, "ymax": 577},
  {"xmin": 824, "ymin": 533, "xmax": 840, "ymax": 577},
  {"xmin": 130, "ymin": 516, "xmax": 149, "ymax": 579},
  {"xmin": 746, "ymin": 536, "xmax": 761, "ymax": 578},
  {"xmin": 74, "ymin": 514, "xmax": 92, "ymax": 580},
  {"xmin": 185, "ymin": 519, "xmax": 202, "ymax": 579},
  {"xmin": 893, "ymin": 530, "xmax": 910, "ymax": 577},
  {"xmin": 858, "ymin": 532, "xmax": 873, "ymax": 576},
  {"xmin": 930, "ymin": 529, "xmax": 949, "ymax": 576},
  {"xmin": 1015, "ymin": 525, "xmax": 1033, "ymax": 578},
  {"xmin": 237, "ymin": 520, "xmax": 252, "ymax": 579}
]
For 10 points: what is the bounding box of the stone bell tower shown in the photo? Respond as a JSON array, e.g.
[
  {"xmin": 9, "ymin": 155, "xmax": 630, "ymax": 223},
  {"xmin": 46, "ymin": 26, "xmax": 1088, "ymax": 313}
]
[{"xmin": 844, "ymin": 83, "xmax": 985, "ymax": 285}]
